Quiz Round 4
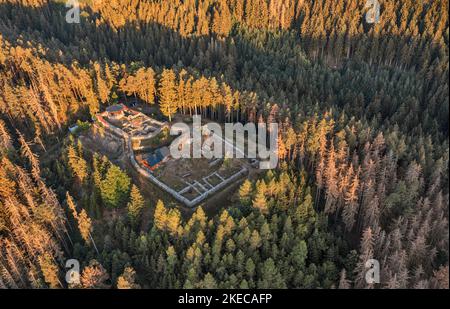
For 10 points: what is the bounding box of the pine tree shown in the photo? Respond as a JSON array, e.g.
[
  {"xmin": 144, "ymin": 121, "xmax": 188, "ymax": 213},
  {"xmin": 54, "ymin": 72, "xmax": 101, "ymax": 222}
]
[
  {"xmin": 77, "ymin": 209, "xmax": 92, "ymax": 245},
  {"xmin": 167, "ymin": 208, "xmax": 181, "ymax": 236},
  {"xmin": 199, "ymin": 273, "xmax": 218, "ymax": 289},
  {"xmin": 0, "ymin": 119, "xmax": 12, "ymax": 151},
  {"xmin": 343, "ymin": 168, "xmax": 360, "ymax": 231},
  {"xmin": 252, "ymin": 181, "xmax": 268, "ymax": 214},
  {"xmin": 257, "ymin": 258, "xmax": 286, "ymax": 288},
  {"xmin": 38, "ymin": 253, "xmax": 61, "ymax": 288},
  {"xmin": 66, "ymin": 192, "xmax": 79, "ymax": 221},
  {"xmin": 100, "ymin": 165, "xmax": 131, "ymax": 208},
  {"xmin": 245, "ymin": 258, "xmax": 256, "ymax": 278},
  {"xmin": 135, "ymin": 68, "xmax": 156, "ymax": 105},
  {"xmin": 430, "ymin": 265, "xmax": 449, "ymax": 289},
  {"xmin": 338, "ymin": 269, "xmax": 351, "ymax": 289},
  {"xmin": 158, "ymin": 69, "xmax": 178, "ymax": 121},
  {"xmin": 212, "ymin": 0, "xmax": 232, "ymax": 36},
  {"xmin": 81, "ymin": 260, "xmax": 110, "ymax": 289},
  {"xmin": 290, "ymin": 241, "xmax": 308, "ymax": 268},
  {"xmin": 154, "ymin": 200, "xmax": 167, "ymax": 231},
  {"xmin": 67, "ymin": 144, "xmax": 88, "ymax": 184},
  {"xmin": 66, "ymin": 192, "xmax": 97, "ymax": 252},
  {"xmin": 324, "ymin": 139, "xmax": 338, "ymax": 214},
  {"xmin": 94, "ymin": 62, "xmax": 110, "ymax": 104},
  {"xmin": 127, "ymin": 185, "xmax": 145, "ymax": 224},
  {"xmin": 239, "ymin": 179, "xmax": 253, "ymax": 205},
  {"xmin": 117, "ymin": 267, "xmax": 140, "ymax": 289},
  {"xmin": 249, "ymin": 230, "xmax": 262, "ymax": 250},
  {"xmin": 166, "ymin": 245, "xmax": 177, "ymax": 269}
]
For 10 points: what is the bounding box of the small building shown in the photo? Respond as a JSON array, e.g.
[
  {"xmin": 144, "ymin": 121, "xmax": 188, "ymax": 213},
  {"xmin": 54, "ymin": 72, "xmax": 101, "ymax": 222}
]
[
  {"xmin": 142, "ymin": 146, "xmax": 171, "ymax": 171},
  {"xmin": 106, "ymin": 104, "xmax": 126, "ymax": 119}
]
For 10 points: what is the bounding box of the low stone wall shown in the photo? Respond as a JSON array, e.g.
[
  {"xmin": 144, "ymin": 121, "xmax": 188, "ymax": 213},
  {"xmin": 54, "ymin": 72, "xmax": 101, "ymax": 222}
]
[
  {"xmin": 127, "ymin": 138, "xmax": 196, "ymax": 206},
  {"xmin": 129, "ymin": 136, "xmax": 247, "ymax": 207},
  {"xmin": 96, "ymin": 115, "xmax": 128, "ymax": 139},
  {"xmin": 188, "ymin": 167, "xmax": 248, "ymax": 206},
  {"xmin": 99, "ymin": 113, "xmax": 247, "ymax": 208}
]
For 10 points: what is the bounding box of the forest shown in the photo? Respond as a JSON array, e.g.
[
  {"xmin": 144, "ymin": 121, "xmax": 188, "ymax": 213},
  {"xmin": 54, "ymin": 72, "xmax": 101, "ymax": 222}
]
[{"xmin": 0, "ymin": 0, "xmax": 448, "ymax": 289}]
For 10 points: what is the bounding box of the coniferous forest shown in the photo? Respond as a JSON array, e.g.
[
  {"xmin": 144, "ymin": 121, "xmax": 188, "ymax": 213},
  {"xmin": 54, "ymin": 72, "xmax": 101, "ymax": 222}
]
[{"xmin": 0, "ymin": 0, "xmax": 448, "ymax": 289}]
